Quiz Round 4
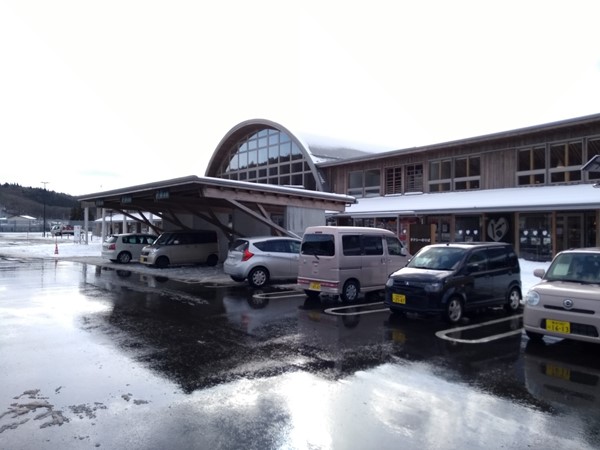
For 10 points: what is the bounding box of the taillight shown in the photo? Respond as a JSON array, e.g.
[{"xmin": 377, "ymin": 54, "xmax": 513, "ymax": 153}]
[
  {"xmin": 108, "ymin": 244, "xmax": 116, "ymax": 250},
  {"xmin": 242, "ymin": 249, "xmax": 254, "ymax": 261}
]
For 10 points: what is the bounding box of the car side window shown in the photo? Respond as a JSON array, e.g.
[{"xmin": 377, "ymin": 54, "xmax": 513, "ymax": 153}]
[
  {"xmin": 288, "ymin": 240, "xmax": 300, "ymax": 253},
  {"xmin": 362, "ymin": 235, "xmax": 383, "ymax": 255},
  {"xmin": 342, "ymin": 235, "xmax": 362, "ymax": 256},
  {"xmin": 486, "ymin": 247, "xmax": 507, "ymax": 270},
  {"xmin": 467, "ymin": 250, "xmax": 488, "ymax": 272},
  {"xmin": 385, "ymin": 236, "xmax": 404, "ymax": 256}
]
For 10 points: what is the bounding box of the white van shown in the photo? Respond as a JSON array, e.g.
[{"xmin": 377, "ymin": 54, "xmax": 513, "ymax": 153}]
[
  {"xmin": 139, "ymin": 230, "xmax": 219, "ymax": 268},
  {"xmin": 297, "ymin": 226, "xmax": 410, "ymax": 302}
]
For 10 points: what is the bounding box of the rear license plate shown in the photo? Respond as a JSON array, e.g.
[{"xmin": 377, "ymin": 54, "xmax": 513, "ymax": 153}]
[
  {"xmin": 545, "ymin": 319, "xmax": 571, "ymax": 334},
  {"xmin": 392, "ymin": 293, "xmax": 406, "ymax": 304},
  {"xmin": 309, "ymin": 282, "xmax": 321, "ymax": 291}
]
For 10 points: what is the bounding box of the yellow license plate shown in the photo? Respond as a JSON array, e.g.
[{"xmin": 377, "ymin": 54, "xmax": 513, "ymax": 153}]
[
  {"xmin": 309, "ymin": 282, "xmax": 321, "ymax": 291},
  {"xmin": 545, "ymin": 363, "xmax": 571, "ymax": 381},
  {"xmin": 392, "ymin": 293, "xmax": 406, "ymax": 304},
  {"xmin": 546, "ymin": 319, "xmax": 571, "ymax": 334}
]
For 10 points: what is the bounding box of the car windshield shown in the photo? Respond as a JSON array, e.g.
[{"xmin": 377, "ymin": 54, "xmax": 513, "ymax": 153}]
[
  {"xmin": 105, "ymin": 236, "xmax": 118, "ymax": 243},
  {"xmin": 407, "ymin": 246, "xmax": 466, "ymax": 270},
  {"xmin": 545, "ymin": 252, "xmax": 600, "ymax": 284}
]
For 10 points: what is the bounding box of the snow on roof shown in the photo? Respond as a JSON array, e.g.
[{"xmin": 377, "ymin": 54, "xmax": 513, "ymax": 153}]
[
  {"xmin": 340, "ymin": 184, "xmax": 600, "ymax": 217},
  {"xmin": 297, "ymin": 132, "xmax": 392, "ymax": 164}
]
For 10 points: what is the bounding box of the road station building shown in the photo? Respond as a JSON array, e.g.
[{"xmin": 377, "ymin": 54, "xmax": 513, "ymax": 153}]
[{"xmin": 80, "ymin": 113, "xmax": 600, "ymax": 261}]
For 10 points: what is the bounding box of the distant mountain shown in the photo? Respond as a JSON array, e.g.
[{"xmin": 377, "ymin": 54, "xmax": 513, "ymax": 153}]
[{"xmin": 0, "ymin": 183, "xmax": 90, "ymax": 221}]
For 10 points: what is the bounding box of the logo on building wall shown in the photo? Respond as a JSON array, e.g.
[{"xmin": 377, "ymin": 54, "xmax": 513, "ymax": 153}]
[{"xmin": 487, "ymin": 217, "xmax": 509, "ymax": 242}]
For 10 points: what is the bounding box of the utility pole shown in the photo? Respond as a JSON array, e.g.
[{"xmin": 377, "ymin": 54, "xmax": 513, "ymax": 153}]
[{"xmin": 41, "ymin": 181, "xmax": 49, "ymax": 237}]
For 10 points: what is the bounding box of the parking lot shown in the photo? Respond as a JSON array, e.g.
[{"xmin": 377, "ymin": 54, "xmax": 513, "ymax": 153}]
[{"xmin": 1, "ymin": 248, "xmax": 599, "ymax": 449}]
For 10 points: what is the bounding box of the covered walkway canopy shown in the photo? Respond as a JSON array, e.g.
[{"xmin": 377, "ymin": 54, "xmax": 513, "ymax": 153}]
[{"xmin": 78, "ymin": 175, "xmax": 356, "ymax": 239}]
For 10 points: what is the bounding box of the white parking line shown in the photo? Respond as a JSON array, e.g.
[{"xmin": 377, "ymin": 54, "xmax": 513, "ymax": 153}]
[
  {"xmin": 435, "ymin": 314, "xmax": 524, "ymax": 344},
  {"xmin": 324, "ymin": 302, "xmax": 389, "ymax": 316},
  {"xmin": 252, "ymin": 290, "xmax": 304, "ymax": 300}
]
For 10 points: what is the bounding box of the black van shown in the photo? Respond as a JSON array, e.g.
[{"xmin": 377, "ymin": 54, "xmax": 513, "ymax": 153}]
[{"xmin": 384, "ymin": 242, "xmax": 521, "ymax": 323}]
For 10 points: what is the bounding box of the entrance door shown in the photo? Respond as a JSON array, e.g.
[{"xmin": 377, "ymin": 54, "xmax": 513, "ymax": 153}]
[{"xmin": 556, "ymin": 214, "xmax": 583, "ymax": 253}]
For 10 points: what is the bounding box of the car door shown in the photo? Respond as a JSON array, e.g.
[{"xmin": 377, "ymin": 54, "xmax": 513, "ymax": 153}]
[
  {"xmin": 259, "ymin": 239, "xmax": 294, "ymax": 280},
  {"xmin": 486, "ymin": 246, "xmax": 513, "ymax": 302},
  {"xmin": 360, "ymin": 234, "xmax": 386, "ymax": 289},
  {"xmin": 464, "ymin": 249, "xmax": 493, "ymax": 306},
  {"xmin": 384, "ymin": 236, "xmax": 409, "ymax": 275},
  {"xmin": 285, "ymin": 239, "xmax": 301, "ymax": 279}
]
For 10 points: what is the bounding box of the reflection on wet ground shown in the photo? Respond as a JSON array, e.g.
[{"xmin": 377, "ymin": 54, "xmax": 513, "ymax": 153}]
[
  {"xmin": 3, "ymin": 259, "xmax": 600, "ymax": 449},
  {"xmin": 81, "ymin": 266, "xmax": 540, "ymax": 405}
]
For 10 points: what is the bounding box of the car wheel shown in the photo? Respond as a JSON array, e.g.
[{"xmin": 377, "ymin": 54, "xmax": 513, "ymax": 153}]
[
  {"xmin": 230, "ymin": 276, "xmax": 245, "ymax": 282},
  {"xmin": 340, "ymin": 280, "xmax": 359, "ymax": 302},
  {"xmin": 155, "ymin": 256, "xmax": 169, "ymax": 269},
  {"xmin": 304, "ymin": 290, "xmax": 320, "ymax": 300},
  {"xmin": 504, "ymin": 287, "xmax": 521, "ymax": 314},
  {"xmin": 117, "ymin": 252, "xmax": 132, "ymax": 264},
  {"xmin": 248, "ymin": 267, "xmax": 269, "ymax": 288},
  {"xmin": 206, "ymin": 254, "xmax": 218, "ymax": 266},
  {"xmin": 443, "ymin": 297, "xmax": 463, "ymax": 324},
  {"xmin": 525, "ymin": 330, "xmax": 545, "ymax": 342}
]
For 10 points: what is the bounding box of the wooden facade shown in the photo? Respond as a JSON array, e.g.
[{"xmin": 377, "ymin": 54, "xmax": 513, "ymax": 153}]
[{"xmin": 318, "ymin": 113, "xmax": 600, "ymax": 261}]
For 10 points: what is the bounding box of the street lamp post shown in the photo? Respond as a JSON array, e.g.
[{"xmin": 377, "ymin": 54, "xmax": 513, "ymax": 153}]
[{"xmin": 41, "ymin": 181, "xmax": 49, "ymax": 237}]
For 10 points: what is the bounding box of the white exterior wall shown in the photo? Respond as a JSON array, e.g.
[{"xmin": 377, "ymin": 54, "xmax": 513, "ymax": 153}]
[{"xmin": 286, "ymin": 207, "xmax": 325, "ymax": 237}]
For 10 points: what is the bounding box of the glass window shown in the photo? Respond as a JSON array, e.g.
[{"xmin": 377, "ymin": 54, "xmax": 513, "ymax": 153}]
[
  {"xmin": 385, "ymin": 236, "xmax": 404, "ymax": 256},
  {"xmin": 301, "ymin": 234, "xmax": 335, "ymax": 256},
  {"xmin": 258, "ymin": 148, "xmax": 268, "ymax": 165},
  {"xmin": 364, "ymin": 169, "xmax": 381, "ymax": 197},
  {"xmin": 587, "ymin": 138, "xmax": 600, "ymax": 180},
  {"xmin": 362, "ymin": 235, "xmax": 383, "ymax": 255},
  {"xmin": 280, "ymin": 142, "xmax": 291, "ymax": 161},
  {"xmin": 550, "ymin": 141, "xmax": 583, "ymax": 184},
  {"xmin": 348, "ymin": 171, "xmax": 364, "ymax": 196},
  {"xmin": 248, "ymin": 150, "xmax": 257, "ymax": 167},
  {"xmin": 342, "ymin": 235, "xmax": 362, "ymax": 256},
  {"xmin": 385, "ymin": 167, "xmax": 402, "ymax": 194},
  {"xmin": 517, "ymin": 146, "xmax": 546, "ymax": 186},
  {"xmin": 238, "ymin": 152, "xmax": 248, "ymax": 170},
  {"xmin": 405, "ymin": 164, "xmax": 423, "ymax": 193},
  {"xmin": 215, "ymin": 128, "xmax": 319, "ymax": 191}
]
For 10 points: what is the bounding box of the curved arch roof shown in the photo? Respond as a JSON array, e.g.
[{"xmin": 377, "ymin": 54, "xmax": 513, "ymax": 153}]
[{"xmin": 205, "ymin": 118, "xmax": 376, "ymax": 190}]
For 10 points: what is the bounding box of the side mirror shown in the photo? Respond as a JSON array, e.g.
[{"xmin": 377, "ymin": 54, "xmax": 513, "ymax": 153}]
[
  {"xmin": 400, "ymin": 248, "xmax": 407, "ymax": 256},
  {"xmin": 533, "ymin": 268, "xmax": 546, "ymax": 279}
]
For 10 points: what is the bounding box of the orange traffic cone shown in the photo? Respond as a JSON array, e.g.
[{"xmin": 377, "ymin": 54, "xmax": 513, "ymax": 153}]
[{"xmin": 54, "ymin": 243, "xmax": 59, "ymax": 255}]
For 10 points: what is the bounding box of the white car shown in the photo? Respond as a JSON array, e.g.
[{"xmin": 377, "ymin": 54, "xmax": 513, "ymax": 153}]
[
  {"xmin": 224, "ymin": 236, "xmax": 301, "ymax": 287},
  {"xmin": 524, "ymin": 248, "xmax": 600, "ymax": 344},
  {"xmin": 102, "ymin": 233, "xmax": 157, "ymax": 264}
]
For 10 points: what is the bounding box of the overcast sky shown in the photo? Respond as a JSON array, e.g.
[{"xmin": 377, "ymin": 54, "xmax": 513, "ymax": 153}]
[{"xmin": 1, "ymin": 1, "xmax": 599, "ymax": 196}]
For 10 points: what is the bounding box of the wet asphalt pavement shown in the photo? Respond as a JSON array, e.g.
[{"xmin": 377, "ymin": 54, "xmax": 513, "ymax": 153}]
[{"xmin": 1, "ymin": 258, "xmax": 600, "ymax": 449}]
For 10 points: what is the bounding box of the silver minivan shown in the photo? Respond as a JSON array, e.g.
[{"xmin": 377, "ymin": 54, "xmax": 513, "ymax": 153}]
[
  {"xmin": 297, "ymin": 226, "xmax": 410, "ymax": 302},
  {"xmin": 139, "ymin": 230, "xmax": 219, "ymax": 268}
]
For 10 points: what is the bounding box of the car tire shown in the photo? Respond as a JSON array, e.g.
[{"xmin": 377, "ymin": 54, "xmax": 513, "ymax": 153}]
[
  {"xmin": 248, "ymin": 267, "xmax": 269, "ymax": 288},
  {"xmin": 443, "ymin": 297, "xmax": 463, "ymax": 324},
  {"xmin": 504, "ymin": 286, "xmax": 521, "ymax": 314},
  {"xmin": 206, "ymin": 254, "xmax": 218, "ymax": 266},
  {"xmin": 340, "ymin": 279, "xmax": 359, "ymax": 302},
  {"xmin": 304, "ymin": 290, "xmax": 320, "ymax": 300},
  {"xmin": 230, "ymin": 276, "xmax": 245, "ymax": 282},
  {"xmin": 117, "ymin": 252, "xmax": 132, "ymax": 264},
  {"xmin": 525, "ymin": 330, "xmax": 545, "ymax": 342},
  {"xmin": 155, "ymin": 256, "xmax": 169, "ymax": 269}
]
